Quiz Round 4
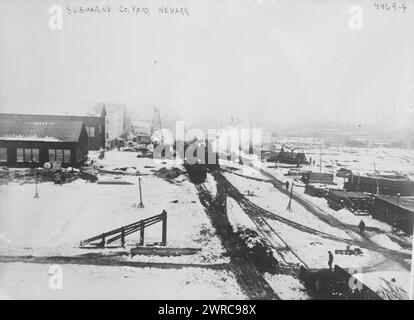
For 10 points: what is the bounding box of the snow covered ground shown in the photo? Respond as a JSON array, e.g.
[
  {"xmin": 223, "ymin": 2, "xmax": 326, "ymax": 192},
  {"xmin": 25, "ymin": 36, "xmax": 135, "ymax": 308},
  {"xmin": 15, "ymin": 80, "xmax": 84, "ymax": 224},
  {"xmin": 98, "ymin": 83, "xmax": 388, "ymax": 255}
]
[
  {"xmin": 221, "ymin": 151, "xmax": 412, "ymax": 298},
  {"xmin": 354, "ymin": 271, "xmax": 411, "ymax": 300},
  {"xmin": 0, "ymin": 150, "xmax": 239, "ymax": 299},
  {"xmin": 264, "ymin": 273, "xmax": 309, "ymax": 300},
  {"xmin": 220, "ymin": 159, "xmax": 393, "ymax": 269},
  {"xmin": 311, "ymin": 147, "xmax": 414, "ymax": 179},
  {"xmin": 0, "ymin": 262, "xmax": 245, "ymax": 300},
  {"xmin": 252, "ymin": 150, "xmax": 413, "ymax": 252},
  {"xmin": 1, "ymin": 147, "xmax": 412, "ymax": 299},
  {"xmin": 223, "ymin": 171, "xmax": 351, "ymax": 240}
]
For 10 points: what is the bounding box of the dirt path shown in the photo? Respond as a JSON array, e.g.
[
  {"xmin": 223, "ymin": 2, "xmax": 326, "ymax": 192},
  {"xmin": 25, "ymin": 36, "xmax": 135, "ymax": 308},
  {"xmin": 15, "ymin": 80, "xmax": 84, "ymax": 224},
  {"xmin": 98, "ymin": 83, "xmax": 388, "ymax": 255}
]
[{"xmin": 194, "ymin": 181, "xmax": 279, "ymax": 300}]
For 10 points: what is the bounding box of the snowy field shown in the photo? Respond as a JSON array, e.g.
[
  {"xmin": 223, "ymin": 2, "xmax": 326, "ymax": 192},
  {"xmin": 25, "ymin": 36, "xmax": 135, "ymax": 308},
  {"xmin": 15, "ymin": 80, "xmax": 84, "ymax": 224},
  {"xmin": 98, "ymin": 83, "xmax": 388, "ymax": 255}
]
[
  {"xmin": 221, "ymin": 150, "xmax": 412, "ymax": 298},
  {"xmin": 312, "ymin": 147, "xmax": 414, "ymax": 179},
  {"xmin": 0, "ymin": 262, "xmax": 244, "ymax": 300},
  {"xmin": 0, "ymin": 147, "xmax": 412, "ymax": 299},
  {"xmin": 241, "ymin": 146, "xmax": 414, "ymax": 251},
  {"xmin": 0, "ymin": 151, "xmax": 239, "ymax": 299}
]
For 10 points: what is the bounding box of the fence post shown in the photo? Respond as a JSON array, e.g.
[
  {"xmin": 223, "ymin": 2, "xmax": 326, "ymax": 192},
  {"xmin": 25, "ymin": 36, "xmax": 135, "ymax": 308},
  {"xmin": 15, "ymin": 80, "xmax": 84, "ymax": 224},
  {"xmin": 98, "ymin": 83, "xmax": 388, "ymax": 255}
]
[
  {"xmin": 120, "ymin": 227, "xmax": 125, "ymax": 248},
  {"xmin": 140, "ymin": 221, "xmax": 144, "ymax": 246},
  {"xmin": 161, "ymin": 210, "xmax": 167, "ymax": 246}
]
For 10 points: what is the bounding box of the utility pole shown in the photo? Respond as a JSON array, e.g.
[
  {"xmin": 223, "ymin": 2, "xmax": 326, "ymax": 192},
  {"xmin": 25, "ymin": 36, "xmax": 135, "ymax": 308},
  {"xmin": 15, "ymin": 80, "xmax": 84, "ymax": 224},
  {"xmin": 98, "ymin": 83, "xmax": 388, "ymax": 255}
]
[{"xmin": 138, "ymin": 178, "xmax": 144, "ymax": 208}]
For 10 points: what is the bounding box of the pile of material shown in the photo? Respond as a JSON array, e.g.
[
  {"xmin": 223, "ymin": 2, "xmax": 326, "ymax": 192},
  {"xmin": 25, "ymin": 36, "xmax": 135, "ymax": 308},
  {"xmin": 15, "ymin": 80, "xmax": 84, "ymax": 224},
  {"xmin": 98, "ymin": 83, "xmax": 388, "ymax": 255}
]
[
  {"xmin": 304, "ymin": 184, "xmax": 327, "ymax": 198},
  {"xmin": 0, "ymin": 166, "xmax": 9, "ymax": 184},
  {"xmin": 0, "ymin": 167, "xmax": 97, "ymax": 184},
  {"xmin": 235, "ymin": 227, "xmax": 279, "ymax": 274},
  {"xmin": 336, "ymin": 168, "xmax": 352, "ymax": 178},
  {"xmin": 327, "ymin": 190, "xmax": 374, "ymax": 212},
  {"xmin": 98, "ymin": 166, "xmax": 140, "ymax": 176},
  {"xmin": 334, "ymin": 245, "xmax": 363, "ymax": 256},
  {"xmin": 299, "ymin": 265, "xmax": 381, "ymax": 300},
  {"xmin": 156, "ymin": 167, "xmax": 183, "ymax": 179},
  {"xmin": 267, "ymin": 150, "xmax": 309, "ymax": 165},
  {"xmin": 285, "ymin": 169, "xmax": 312, "ymax": 176},
  {"xmin": 302, "ymin": 172, "xmax": 334, "ymax": 185}
]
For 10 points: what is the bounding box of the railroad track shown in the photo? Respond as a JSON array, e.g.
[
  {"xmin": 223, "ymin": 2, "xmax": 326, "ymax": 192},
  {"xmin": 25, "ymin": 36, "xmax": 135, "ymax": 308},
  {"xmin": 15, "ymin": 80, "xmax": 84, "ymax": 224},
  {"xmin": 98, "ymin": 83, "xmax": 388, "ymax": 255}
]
[
  {"xmin": 210, "ymin": 171, "xmax": 308, "ymax": 268},
  {"xmin": 216, "ymin": 168, "xmax": 412, "ymax": 268},
  {"xmin": 215, "ymin": 171, "xmax": 352, "ymax": 242},
  {"xmin": 194, "ymin": 182, "xmax": 280, "ymax": 300}
]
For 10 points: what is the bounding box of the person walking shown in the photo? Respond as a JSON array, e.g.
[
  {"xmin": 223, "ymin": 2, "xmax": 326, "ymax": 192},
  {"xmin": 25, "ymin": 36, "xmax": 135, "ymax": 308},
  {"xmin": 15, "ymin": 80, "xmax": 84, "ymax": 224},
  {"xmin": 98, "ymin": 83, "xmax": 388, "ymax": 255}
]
[
  {"xmin": 285, "ymin": 181, "xmax": 290, "ymax": 191},
  {"xmin": 358, "ymin": 220, "xmax": 366, "ymax": 237},
  {"xmin": 328, "ymin": 251, "xmax": 334, "ymax": 271}
]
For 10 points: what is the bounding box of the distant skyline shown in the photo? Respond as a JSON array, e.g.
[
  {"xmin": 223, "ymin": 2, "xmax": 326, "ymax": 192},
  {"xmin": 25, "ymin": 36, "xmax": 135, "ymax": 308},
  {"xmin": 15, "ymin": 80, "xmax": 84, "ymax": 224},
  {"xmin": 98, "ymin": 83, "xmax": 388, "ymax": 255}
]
[{"xmin": 1, "ymin": 0, "xmax": 413, "ymax": 129}]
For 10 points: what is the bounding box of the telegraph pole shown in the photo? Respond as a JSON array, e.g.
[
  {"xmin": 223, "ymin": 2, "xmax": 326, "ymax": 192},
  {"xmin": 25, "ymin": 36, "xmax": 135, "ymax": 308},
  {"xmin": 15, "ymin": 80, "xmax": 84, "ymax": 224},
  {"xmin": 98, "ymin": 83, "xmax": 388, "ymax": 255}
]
[{"xmin": 138, "ymin": 178, "xmax": 144, "ymax": 208}]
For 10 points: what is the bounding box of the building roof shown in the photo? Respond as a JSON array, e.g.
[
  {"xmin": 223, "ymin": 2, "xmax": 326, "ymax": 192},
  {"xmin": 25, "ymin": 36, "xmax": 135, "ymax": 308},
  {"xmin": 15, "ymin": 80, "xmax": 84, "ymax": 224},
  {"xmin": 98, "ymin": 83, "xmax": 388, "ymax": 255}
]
[
  {"xmin": 0, "ymin": 116, "xmax": 85, "ymax": 142},
  {"xmin": 375, "ymin": 195, "xmax": 414, "ymax": 213}
]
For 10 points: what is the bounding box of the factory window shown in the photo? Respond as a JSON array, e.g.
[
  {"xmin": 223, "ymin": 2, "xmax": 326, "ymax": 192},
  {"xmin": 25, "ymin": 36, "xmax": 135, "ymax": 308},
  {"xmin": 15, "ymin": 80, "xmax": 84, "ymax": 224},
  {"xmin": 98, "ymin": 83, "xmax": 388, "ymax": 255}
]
[
  {"xmin": 49, "ymin": 149, "xmax": 55, "ymax": 162},
  {"xmin": 24, "ymin": 149, "xmax": 32, "ymax": 162},
  {"xmin": 63, "ymin": 150, "xmax": 71, "ymax": 163},
  {"xmin": 32, "ymin": 149, "xmax": 39, "ymax": 162},
  {"xmin": 0, "ymin": 148, "xmax": 7, "ymax": 162},
  {"xmin": 56, "ymin": 149, "xmax": 64, "ymax": 162},
  {"xmin": 49, "ymin": 149, "xmax": 71, "ymax": 163},
  {"xmin": 16, "ymin": 148, "xmax": 24, "ymax": 162},
  {"xmin": 17, "ymin": 148, "xmax": 39, "ymax": 162},
  {"xmin": 99, "ymin": 125, "xmax": 102, "ymax": 133},
  {"xmin": 86, "ymin": 126, "xmax": 95, "ymax": 137}
]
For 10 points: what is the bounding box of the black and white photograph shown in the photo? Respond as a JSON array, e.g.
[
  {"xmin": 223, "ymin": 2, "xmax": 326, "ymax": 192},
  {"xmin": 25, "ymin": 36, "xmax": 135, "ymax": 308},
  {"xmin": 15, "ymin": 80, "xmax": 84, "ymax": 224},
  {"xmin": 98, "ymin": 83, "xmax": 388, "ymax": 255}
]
[{"xmin": 0, "ymin": 0, "xmax": 414, "ymax": 303}]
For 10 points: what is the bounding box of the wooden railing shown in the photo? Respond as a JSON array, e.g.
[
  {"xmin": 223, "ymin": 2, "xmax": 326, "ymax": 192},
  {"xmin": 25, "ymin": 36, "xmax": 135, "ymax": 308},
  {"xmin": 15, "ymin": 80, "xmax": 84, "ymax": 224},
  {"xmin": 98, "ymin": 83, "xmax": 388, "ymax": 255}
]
[{"xmin": 80, "ymin": 210, "xmax": 167, "ymax": 247}]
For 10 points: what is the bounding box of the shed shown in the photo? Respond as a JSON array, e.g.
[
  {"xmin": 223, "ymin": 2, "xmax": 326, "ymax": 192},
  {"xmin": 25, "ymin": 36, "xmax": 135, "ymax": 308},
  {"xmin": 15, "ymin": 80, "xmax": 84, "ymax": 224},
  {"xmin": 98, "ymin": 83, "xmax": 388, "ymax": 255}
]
[
  {"xmin": 344, "ymin": 174, "xmax": 414, "ymax": 196},
  {"xmin": 0, "ymin": 116, "xmax": 88, "ymax": 168},
  {"xmin": 371, "ymin": 195, "xmax": 414, "ymax": 234},
  {"xmin": 327, "ymin": 190, "xmax": 374, "ymax": 212},
  {"xmin": 0, "ymin": 112, "xmax": 105, "ymax": 151}
]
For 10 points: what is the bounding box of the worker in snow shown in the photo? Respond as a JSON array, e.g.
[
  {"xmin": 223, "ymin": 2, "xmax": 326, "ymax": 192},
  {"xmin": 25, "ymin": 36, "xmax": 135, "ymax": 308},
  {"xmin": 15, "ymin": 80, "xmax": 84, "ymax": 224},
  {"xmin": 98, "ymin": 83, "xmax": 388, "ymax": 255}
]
[
  {"xmin": 358, "ymin": 220, "xmax": 366, "ymax": 237},
  {"xmin": 328, "ymin": 251, "xmax": 334, "ymax": 270},
  {"xmin": 285, "ymin": 181, "xmax": 290, "ymax": 190}
]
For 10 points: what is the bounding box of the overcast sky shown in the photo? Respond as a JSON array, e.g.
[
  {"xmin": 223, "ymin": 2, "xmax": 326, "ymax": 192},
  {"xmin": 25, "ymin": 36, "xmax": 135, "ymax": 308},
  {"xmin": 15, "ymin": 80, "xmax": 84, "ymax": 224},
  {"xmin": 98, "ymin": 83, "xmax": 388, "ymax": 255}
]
[{"xmin": 0, "ymin": 0, "xmax": 413, "ymax": 128}]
